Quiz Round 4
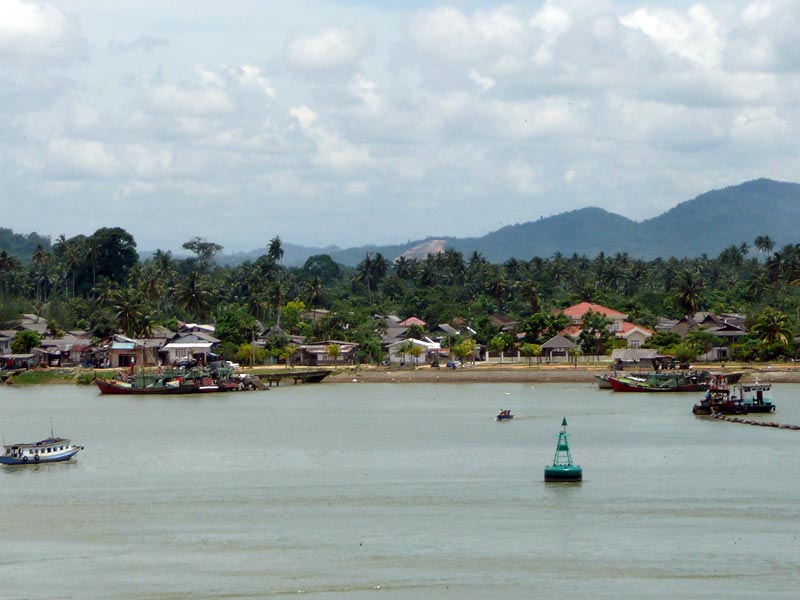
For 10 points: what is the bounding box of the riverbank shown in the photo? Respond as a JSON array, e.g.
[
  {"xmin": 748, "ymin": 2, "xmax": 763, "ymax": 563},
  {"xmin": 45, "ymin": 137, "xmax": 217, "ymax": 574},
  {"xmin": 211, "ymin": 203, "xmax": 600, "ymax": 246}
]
[
  {"xmin": 328, "ymin": 363, "xmax": 800, "ymax": 384},
  {"xmin": 6, "ymin": 362, "xmax": 800, "ymax": 385}
]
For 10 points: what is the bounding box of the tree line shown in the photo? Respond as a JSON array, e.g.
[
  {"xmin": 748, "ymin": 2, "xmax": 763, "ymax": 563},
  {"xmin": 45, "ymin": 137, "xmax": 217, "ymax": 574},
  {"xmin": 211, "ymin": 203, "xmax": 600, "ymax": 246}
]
[{"xmin": 0, "ymin": 228, "xmax": 797, "ymax": 363}]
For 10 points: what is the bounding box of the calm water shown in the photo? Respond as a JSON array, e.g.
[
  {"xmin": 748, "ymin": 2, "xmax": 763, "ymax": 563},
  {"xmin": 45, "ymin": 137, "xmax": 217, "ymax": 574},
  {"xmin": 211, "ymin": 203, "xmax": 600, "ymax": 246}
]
[{"xmin": 2, "ymin": 381, "xmax": 800, "ymax": 599}]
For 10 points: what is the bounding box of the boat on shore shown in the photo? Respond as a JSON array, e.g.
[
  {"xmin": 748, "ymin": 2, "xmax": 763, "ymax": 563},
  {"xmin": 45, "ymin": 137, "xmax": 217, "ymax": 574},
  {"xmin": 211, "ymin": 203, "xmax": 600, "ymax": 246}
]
[
  {"xmin": 1, "ymin": 435, "xmax": 83, "ymax": 465},
  {"xmin": 607, "ymin": 370, "xmax": 712, "ymax": 393}
]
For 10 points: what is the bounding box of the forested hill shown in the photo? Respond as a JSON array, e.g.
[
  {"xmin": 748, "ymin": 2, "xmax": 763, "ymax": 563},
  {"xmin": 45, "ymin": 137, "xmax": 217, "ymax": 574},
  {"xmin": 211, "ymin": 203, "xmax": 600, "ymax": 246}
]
[
  {"xmin": 322, "ymin": 178, "xmax": 800, "ymax": 265},
  {"xmin": 4, "ymin": 179, "xmax": 799, "ymax": 266},
  {"xmin": 0, "ymin": 228, "xmax": 51, "ymax": 260}
]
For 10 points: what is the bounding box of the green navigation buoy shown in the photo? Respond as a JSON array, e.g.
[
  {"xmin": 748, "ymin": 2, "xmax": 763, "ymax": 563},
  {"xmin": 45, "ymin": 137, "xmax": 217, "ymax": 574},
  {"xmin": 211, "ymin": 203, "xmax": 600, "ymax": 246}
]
[{"xmin": 544, "ymin": 417, "xmax": 582, "ymax": 482}]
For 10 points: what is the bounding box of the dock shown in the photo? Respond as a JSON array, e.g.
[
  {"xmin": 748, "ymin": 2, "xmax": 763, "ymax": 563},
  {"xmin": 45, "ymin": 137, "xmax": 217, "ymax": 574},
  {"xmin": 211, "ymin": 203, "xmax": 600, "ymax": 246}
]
[{"xmin": 259, "ymin": 369, "xmax": 332, "ymax": 387}]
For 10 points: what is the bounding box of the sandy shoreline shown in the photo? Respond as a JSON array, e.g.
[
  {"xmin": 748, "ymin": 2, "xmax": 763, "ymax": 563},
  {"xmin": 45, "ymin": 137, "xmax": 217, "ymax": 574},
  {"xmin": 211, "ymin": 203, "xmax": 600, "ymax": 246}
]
[{"xmin": 326, "ymin": 364, "xmax": 800, "ymax": 384}]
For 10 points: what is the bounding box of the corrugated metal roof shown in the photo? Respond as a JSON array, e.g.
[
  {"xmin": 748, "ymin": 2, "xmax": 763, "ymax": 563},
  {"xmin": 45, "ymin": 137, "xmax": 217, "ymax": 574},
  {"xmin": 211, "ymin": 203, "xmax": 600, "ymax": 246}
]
[{"xmin": 111, "ymin": 342, "xmax": 136, "ymax": 350}]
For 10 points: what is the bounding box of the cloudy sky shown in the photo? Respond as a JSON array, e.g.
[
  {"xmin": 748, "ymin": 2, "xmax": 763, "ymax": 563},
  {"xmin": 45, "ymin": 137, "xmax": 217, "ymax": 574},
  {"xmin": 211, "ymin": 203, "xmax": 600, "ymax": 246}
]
[{"xmin": 2, "ymin": 0, "xmax": 798, "ymax": 253}]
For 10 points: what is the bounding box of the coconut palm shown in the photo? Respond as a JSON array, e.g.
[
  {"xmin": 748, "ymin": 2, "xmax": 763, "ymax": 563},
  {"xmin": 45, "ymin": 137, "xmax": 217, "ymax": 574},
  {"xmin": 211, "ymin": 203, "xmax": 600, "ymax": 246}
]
[
  {"xmin": 754, "ymin": 235, "xmax": 775, "ymax": 256},
  {"xmin": 751, "ymin": 307, "xmax": 794, "ymax": 348}
]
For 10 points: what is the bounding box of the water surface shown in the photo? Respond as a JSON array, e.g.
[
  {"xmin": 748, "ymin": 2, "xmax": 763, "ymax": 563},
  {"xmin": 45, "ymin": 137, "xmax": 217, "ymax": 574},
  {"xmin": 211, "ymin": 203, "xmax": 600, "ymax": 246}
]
[{"xmin": 2, "ymin": 382, "xmax": 799, "ymax": 599}]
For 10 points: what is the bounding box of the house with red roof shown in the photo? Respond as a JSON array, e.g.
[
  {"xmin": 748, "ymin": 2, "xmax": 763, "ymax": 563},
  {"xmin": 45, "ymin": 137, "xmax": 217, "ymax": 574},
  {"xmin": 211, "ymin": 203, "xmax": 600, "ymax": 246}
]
[
  {"xmin": 558, "ymin": 302, "xmax": 651, "ymax": 348},
  {"xmin": 397, "ymin": 316, "xmax": 427, "ymax": 328},
  {"xmin": 561, "ymin": 302, "xmax": 628, "ymax": 332}
]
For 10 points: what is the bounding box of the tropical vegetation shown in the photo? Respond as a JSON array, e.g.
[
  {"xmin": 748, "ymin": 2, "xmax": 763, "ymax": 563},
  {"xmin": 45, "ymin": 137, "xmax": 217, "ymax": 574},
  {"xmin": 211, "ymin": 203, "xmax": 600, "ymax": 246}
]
[{"xmin": 2, "ymin": 226, "xmax": 799, "ymax": 364}]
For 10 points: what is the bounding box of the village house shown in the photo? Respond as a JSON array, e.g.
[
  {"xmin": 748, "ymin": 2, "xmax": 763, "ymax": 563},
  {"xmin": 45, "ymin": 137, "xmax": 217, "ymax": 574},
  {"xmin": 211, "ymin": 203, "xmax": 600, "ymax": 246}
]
[
  {"xmin": 656, "ymin": 311, "xmax": 749, "ymax": 361},
  {"xmin": 559, "ymin": 302, "xmax": 652, "ymax": 348},
  {"xmin": 296, "ymin": 341, "xmax": 359, "ymax": 366},
  {"xmin": 37, "ymin": 333, "xmax": 92, "ymax": 367},
  {"xmin": 159, "ymin": 323, "xmax": 221, "ymax": 365},
  {"xmin": 0, "ymin": 332, "xmax": 12, "ymax": 355},
  {"xmin": 386, "ymin": 338, "xmax": 441, "ymax": 365}
]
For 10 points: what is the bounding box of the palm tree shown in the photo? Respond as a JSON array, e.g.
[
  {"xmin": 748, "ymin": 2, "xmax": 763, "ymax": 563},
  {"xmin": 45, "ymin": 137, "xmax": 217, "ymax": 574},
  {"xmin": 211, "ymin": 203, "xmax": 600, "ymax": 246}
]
[
  {"xmin": 673, "ymin": 268, "xmax": 704, "ymax": 315},
  {"xmin": 174, "ymin": 271, "xmax": 214, "ymax": 321},
  {"xmin": 751, "ymin": 307, "xmax": 794, "ymax": 348},
  {"xmin": 754, "ymin": 235, "xmax": 775, "ymax": 256},
  {"xmin": 267, "ymin": 236, "xmax": 284, "ymax": 264}
]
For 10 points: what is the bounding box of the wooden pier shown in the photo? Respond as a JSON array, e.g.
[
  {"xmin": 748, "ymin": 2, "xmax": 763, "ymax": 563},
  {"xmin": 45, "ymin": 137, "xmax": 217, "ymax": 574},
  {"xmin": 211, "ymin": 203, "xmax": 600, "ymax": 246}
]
[{"xmin": 260, "ymin": 369, "xmax": 332, "ymax": 387}]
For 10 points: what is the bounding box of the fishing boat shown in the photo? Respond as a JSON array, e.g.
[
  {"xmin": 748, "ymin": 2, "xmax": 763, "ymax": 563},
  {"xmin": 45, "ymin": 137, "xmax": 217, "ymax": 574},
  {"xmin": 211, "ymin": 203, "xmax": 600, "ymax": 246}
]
[
  {"xmin": 495, "ymin": 409, "xmax": 514, "ymax": 421},
  {"xmin": 95, "ymin": 363, "xmax": 263, "ymax": 395},
  {"xmin": 692, "ymin": 374, "xmax": 747, "ymax": 415},
  {"xmin": 736, "ymin": 381, "xmax": 775, "ymax": 413},
  {"xmin": 694, "ymin": 377, "xmax": 775, "ymax": 415},
  {"xmin": 607, "ymin": 370, "xmax": 711, "ymax": 393},
  {"xmin": 1, "ymin": 434, "xmax": 83, "ymax": 465},
  {"xmin": 594, "ymin": 374, "xmax": 613, "ymax": 389},
  {"xmin": 544, "ymin": 417, "xmax": 582, "ymax": 482}
]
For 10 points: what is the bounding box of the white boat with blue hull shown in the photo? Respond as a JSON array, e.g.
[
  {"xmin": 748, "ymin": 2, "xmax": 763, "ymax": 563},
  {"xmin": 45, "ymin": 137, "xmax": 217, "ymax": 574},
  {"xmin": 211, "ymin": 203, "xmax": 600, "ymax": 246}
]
[{"xmin": 1, "ymin": 436, "xmax": 84, "ymax": 465}]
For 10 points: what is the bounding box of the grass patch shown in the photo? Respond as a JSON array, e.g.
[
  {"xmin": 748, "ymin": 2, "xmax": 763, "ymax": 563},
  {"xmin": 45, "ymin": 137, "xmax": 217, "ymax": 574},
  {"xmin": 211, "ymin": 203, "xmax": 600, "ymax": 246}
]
[{"xmin": 10, "ymin": 369, "xmax": 77, "ymax": 385}]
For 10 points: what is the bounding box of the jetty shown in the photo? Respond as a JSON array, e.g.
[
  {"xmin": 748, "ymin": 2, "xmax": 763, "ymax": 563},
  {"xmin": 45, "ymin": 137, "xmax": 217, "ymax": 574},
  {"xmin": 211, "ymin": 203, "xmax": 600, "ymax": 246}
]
[{"xmin": 259, "ymin": 369, "xmax": 332, "ymax": 387}]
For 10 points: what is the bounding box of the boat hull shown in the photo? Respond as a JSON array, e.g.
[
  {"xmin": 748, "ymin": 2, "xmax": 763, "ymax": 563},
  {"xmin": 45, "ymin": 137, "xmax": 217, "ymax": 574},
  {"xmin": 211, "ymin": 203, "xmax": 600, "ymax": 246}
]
[
  {"xmin": 607, "ymin": 376, "xmax": 708, "ymax": 393},
  {"xmin": 0, "ymin": 448, "xmax": 81, "ymax": 465},
  {"xmin": 743, "ymin": 404, "xmax": 776, "ymax": 413},
  {"xmin": 95, "ymin": 377, "xmax": 242, "ymax": 395}
]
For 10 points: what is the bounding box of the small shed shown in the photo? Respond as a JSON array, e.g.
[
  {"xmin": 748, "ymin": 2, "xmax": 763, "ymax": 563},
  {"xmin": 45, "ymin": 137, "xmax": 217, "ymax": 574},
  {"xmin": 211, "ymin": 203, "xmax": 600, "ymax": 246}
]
[
  {"xmin": 1, "ymin": 353, "xmax": 38, "ymax": 370},
  {"xmin": 541, "ymin": 335, "xmax": 577, "ymax": 361},
  {"xmin": 611, "ymin": 348, "xmax": 661, "ymax": 370}
]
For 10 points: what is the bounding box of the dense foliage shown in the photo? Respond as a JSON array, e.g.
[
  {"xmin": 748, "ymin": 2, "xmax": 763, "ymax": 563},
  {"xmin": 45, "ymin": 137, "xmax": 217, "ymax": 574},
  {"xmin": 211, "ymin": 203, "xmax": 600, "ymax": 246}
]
[{"xmin": 1, "ymin": 227, "xmax": 798, "ymax": 362}]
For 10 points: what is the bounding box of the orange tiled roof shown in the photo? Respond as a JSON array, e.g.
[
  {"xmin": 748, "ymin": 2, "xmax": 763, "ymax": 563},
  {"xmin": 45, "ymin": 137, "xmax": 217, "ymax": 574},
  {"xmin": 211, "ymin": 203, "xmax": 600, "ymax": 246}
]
[
  {"xmin": 398, "ymin": 317, "xmax": 427, "ymax": 327},
  {"xmin": 617, "ymin": 322, "xmax": 653, "ymax": 336},
  {"xmin": 561, "ymin": 302, "xmax": 627, "ymax": 318}
]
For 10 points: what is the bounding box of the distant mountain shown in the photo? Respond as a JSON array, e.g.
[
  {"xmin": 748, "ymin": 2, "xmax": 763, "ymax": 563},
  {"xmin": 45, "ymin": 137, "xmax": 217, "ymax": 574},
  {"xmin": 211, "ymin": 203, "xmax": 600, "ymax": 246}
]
[
  {"xmin": 0, "ymin": 228, "xmax": 51, "ymax": 261},
  {"xmin": 214, "ymin": 241, "xmax": 343, "ymax": 268},
  {"xmin": 6, "ymin": 179, "xmax": 797, "ymax": 267},
  {"xmin": 638, "ymin": 178, "xmax": 800, "ymax": 258},
  {"xmin": 311, "ymin": 178, "xmax": 800, "ymax": 265}
]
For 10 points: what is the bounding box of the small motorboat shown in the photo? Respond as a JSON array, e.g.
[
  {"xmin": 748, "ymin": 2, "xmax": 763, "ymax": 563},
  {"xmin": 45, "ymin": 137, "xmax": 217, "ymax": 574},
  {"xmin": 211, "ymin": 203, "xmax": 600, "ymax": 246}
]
[
  {"xmin": 495, "ymin": 409, "xmax": 514, "ymax": 421},
  {"xmin": 1, "ymin": 435, "xmax": 83, "ymax": 465}
]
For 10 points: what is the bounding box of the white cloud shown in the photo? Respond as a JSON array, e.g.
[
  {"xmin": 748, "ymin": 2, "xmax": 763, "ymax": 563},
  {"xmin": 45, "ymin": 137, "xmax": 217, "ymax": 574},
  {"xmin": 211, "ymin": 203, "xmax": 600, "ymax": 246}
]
[
  {"xmin": 290, "ymin": 105, "xmax": 318, "ymax": 129},
  {"xmin": 469, "ymin": 69, "xmax": 495, "ymax": 92},
  {"xmin": 620, "ymin": 5, "xmax": 725, "ymax": 69},
  {"xmin": 146, "ymin": 83, "xmax": 235, "ymax": 116},
  {"xmin": 285, "ymin": 27, "xmax": 370, "ymax": 70},
  {"xmin": 506, "ymin": 160, "xmax": 541, "ymax": 195},
  {"xmin": 47, "ymin": 138, "xmax": 121, "ymax": 178},
  {"xmin": 530, "ymin": 4, "xmax": 573, "ymax": 65},
  {"xmin": 408, "ymin": 6, "xmax": 529, "ymax": 73},
  {"xmin": 0, "ymin": 0, "xmax": 86, "ymax": 65},
  {"xmin": 108, "ymin": 35, "xmax": 168, "ymax": 54},
  {"xmin": 4, "ymin": 0, "xmax": 800, "ymax": 251},
  {"xmin": 348, "ymin": 73, "xmax": 384, "ymax": 113}
]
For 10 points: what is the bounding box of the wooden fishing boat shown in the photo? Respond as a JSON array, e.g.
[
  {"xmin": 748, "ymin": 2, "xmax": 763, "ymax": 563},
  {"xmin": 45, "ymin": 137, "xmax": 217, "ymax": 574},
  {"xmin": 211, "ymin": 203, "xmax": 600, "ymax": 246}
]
[{"xmin": 607, "ymin": 370, "xmax": 711, "ymax": 393}]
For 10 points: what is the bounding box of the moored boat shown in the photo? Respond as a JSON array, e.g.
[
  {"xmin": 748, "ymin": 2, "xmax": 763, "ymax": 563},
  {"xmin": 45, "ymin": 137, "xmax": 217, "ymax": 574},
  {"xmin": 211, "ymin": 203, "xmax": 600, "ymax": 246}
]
[
  {"xmin": 594, "ymin": 374, "xmax": 613, "ymax": 389},
  {"xmin": 95, "ymin": 364, "xmax": 263, "ymax": 395},
  {"xmin": 1, "ymin": 436, "xmax": 83, "ymax": 465},
  {"xmin": 607, "ymin": 370, "xmax": 711, "ymax": 393},
  {"xmin": 735, "ymin": 381, "xmax": 775, "ymax": 413},
  {"xmin": 693, "ymin": 374, "xmax": 749, "ymax": 415},
  {"xmin": 544, "ymin": 417, "xmax": 582, "ymax": 482}
]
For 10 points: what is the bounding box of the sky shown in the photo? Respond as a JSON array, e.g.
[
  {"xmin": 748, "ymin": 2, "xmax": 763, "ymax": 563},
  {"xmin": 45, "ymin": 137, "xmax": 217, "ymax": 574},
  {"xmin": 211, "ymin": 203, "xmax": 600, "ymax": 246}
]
[{"xmin": 2, "ymin": 0, "xmax": 799, "ymax": 254}]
